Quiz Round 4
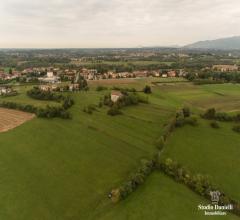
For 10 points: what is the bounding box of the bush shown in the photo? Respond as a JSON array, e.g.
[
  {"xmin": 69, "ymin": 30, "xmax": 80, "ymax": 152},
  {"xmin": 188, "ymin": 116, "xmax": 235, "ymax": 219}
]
[
  {"xmin": 0, "ymin": 100, "xmax": 72, "ymax": 119},
  {"xmin": 210, "ymin": 121, "xmax": 220, "ymax": 129},
  {"xmin": 103, "ymin": 92, "xmax": 149, "ymax": 116},
  {"xmin": 202, "ymin": 108, "xmax": 216, "ymax": 119},
  {"xmin": 83, "ymin": 104, "xmax": 97, "ymax": 114},
  {"xmin": 158, "ymin": 158, "xmax": 240, "ymax": 217},
  {"xmin": 62, "ymin": 96, "xmax": 74, "ymax": 109},
  {"xmin": 107, "ymin": 105, "xmax": 122, "ymax": 116},
  {"xmin": 176, "ymin": 115, "xmax": 198, "ymax": 127},
  {"xmin": 182, "ymin": 107, "xmax": 191, "ymax": 118},
  {"xmin": 27, "ymin": 87, "xmax": 64, "ymax": 101},
  {"xmin": 143, "ymin": 85, "xmax": 152, "ymax": 94},
  {"xmin": 115, "ymin": 159, "xmax": 155, "ymax": 201},
  {"xmin": 155, "ymin": 136, "xmax": 165, "ymax": 151},
  {"xmin": 232, "ymin": 125, "xmax": 240, "ymax": 133},
  {"xmin": 184, "ymin": 116, "xmax": 198, "ymax": 126},
  {"xmin": 103, "ymin": 94, "xmax": 113, "ymax": 106},
  {"xmin": 96, "ymin": 86, "xmax": 108, "ymax": 91},
  {"xmin": 111, "ymin": 87, "xmax": 136, "ymax": 93},
  {"xmin": 162, "ymin": 117, "xmax": 177, "ymax": 140},
  {"xmin": 175, "ymin": 115, "xmax": 185, "ymax": 127},
  {"xmin": 202, "ymin": 108, "xmax": 240, "ymax": 122}
]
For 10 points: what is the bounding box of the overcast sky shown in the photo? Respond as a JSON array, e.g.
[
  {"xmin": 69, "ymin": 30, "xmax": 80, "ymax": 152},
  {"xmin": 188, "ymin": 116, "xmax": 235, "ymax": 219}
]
[{"xmin": 0, "ymin": 0, "xmax": 240, "ymax": 48}]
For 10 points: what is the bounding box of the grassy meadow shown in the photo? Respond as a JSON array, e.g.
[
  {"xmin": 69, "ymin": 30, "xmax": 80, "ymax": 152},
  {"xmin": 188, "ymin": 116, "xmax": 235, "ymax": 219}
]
[
  {"xmin": 162, "ymin": 118, "xmax": 240, "ymax": 201},
  {"xmin": 95, "ymin": 172, "xmax": 238, "ymax": 220},
  {"xmin": 0, "ymin": 79, "xmax": 239, "ymax": 219}
]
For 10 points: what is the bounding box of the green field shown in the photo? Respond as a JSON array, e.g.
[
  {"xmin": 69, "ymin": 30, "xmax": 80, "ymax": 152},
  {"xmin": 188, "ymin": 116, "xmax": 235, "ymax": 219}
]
[
  {"xmin": 0, "ymin": 79, "xmax": 239, "ymax": 219},
  {"xmin": 0, "ymin": 85, "xmax": 61, "ymax": 107},
  {"xmin": 162, "ymin": 118, "xmax": 240, "ymax": 201},
  {"xmin": 95, "ymin": 172, "xmax": 238, "ymax": 220}
]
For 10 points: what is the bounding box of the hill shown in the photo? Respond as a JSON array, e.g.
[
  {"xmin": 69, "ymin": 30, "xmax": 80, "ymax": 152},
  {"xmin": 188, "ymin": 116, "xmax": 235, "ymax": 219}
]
[{"xmin": 184, "ymin": 36, "xmax": 240, "ymax": 50}]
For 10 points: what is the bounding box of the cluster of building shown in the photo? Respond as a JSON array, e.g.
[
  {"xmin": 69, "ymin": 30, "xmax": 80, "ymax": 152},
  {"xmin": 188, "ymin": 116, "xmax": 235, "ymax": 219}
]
[
  {"xmin": 212, "ymin": 65, "xmax": 239, "ymax": 72},
  {"xmin": 0, "ymin": 71, "xmax": 21, "ymax": 81},
  {"xmin": 0, "ymin": 67, "xmax": 183, "ymax": 84},
  {"xmin": 2, "ymin": 64, "xmax": 238, "ymax": 84}
]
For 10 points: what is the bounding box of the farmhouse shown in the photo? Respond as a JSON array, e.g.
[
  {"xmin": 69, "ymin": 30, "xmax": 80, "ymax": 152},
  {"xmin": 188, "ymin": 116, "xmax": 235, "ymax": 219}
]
[
  {"xmin": 161, "ymin": 73, "xmax": 168, "ymax": 78},
  {"xmin": 212, "ymin": 65, "xmax": 238, "ymax": 72},
  {"xmin": 39, "ymin": 84, "xmax": 58, "ymax": 91},
  {"xmin": 111, "ymin": 91, "xmax": 123, "ymax": 102},
  {"xmin": 167, "ymin": 70, "xmax": 176, "ymax": 77},
  {"xmin": 0, "ymin": 86, "xmax": 13, "ymax": 95},
  {"xmin": 69, "ymin": 84, "xmax": 80, "ymax": 91}
]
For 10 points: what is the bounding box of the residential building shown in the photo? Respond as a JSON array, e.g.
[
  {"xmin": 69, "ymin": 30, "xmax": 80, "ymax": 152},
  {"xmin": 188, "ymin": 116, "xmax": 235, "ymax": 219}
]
[{"xmin": 111, "ymin": 91, "xmax": 123, "ymax": 102}]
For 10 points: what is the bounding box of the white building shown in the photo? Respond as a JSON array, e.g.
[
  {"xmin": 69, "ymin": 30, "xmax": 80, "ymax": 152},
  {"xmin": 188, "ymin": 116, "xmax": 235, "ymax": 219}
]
[
  {"xmin": 0, "ymin": 87, "xmax": 13, "ymax": 95},
  {"xmin": 47, "ymin": 72, "xmax": 54, "ymax": 78},
  {"xmin": 111, "ymin": 91, "xmax": 123, "ymax": 102},
  {"xmin": 38, "ymin": 72, "xmax": 60, "ymax": 84}
]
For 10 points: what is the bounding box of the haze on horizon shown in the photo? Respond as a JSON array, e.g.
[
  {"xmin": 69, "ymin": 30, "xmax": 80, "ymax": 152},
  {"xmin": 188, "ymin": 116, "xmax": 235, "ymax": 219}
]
[{"xmin": 0, "ymin": 0, "xmax": 240, "ymax": 48}]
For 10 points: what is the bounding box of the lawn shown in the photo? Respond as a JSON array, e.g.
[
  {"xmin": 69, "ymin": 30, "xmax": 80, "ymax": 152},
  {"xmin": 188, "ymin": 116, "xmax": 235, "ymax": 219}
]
[{"xmin": 154, "ymin": 82, "xmax": 240, "ymax": 112}]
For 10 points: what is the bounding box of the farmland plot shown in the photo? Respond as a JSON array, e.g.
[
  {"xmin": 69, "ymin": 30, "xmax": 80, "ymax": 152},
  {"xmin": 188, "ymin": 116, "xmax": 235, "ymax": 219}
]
[{"xmin": 0, "ymin": 108, "xmax": 35, "ymax": 132}]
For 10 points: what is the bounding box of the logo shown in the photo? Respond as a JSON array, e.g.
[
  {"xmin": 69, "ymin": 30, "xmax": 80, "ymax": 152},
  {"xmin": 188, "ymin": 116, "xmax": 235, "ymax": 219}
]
[
  {"xmin": 197, "ymin": 191, "xmax": 233, "ymax": 216},
  {"xmin": 209, "ymin": 191, "xmax": 221, "ymax": 204}
]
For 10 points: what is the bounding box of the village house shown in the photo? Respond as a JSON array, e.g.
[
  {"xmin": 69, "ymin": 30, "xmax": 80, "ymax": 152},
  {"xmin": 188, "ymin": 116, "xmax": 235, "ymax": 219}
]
[
  {"xmin": 167, "ymin": 70, "xmax": 177, "ymax": 77},
  {"xmin": 111, "ymin": 91, "xmax": 123, "ymax": 102},
  {"xmin": 161, "ymin": 73, "xmax": 168, "ymax": 78},
  {"xmin": 133, "ymin": 71, "xmax": 148, "ymax": 78},
  {"xmin": 0, "ymin": 86, "xmax": 13, "ymax": 95},
  {"xmin": 39, "ymin": 84, "xmax": 58, "ymax": 91},
  {"xmin": 212, "ymin": 65, "xmax": 238, "ymax": 72},
  {"xmin": 69, "ymin": 84, "xmax": 80, "ymax": 91},
  {"xmin": 38, "ymin": 71, "xmax": 60, "ymax": 84}
]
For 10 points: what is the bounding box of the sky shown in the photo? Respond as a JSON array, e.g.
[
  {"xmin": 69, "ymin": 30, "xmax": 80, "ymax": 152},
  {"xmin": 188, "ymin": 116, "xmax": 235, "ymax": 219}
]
[{"xmin": 0, "ymin": 0, "xmax": 240, "ymax": 48}]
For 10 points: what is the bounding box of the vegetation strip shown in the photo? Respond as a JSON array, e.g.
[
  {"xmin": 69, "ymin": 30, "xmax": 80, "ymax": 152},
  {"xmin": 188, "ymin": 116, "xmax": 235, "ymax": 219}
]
[
  {"xmin": 0, "ymin": 88, "xmax": 74, "ymax": 119},
  {"xmin": 109, "ymin": 108, "xmax": 240, "ymax": 217}
]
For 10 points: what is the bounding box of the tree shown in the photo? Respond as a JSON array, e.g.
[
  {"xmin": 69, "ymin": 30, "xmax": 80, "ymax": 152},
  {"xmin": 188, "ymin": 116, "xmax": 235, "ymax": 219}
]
[
  {"xmin": 8, "ymin": 68, "xmax": 13, "ymax": 75},
  {"xmin": 75, "ymin": 73, "xmax": 88, "ymax": 90},
  {"xmin": 203, "ymin": 108, "xmax": 216, "ymax": 119},
  {"xmin": 143, "ymin": 85, "xmax": 152, "ymax": 94},
  {"xmin": 182, "ymin": 107, "xmax": 190, "ymax": 118}
]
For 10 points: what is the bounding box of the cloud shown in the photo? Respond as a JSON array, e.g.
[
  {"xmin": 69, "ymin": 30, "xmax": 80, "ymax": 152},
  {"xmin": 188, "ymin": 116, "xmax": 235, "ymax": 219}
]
[{"xmin": 0, "ymin": 0, "xmax": 240, "ymax": 47}]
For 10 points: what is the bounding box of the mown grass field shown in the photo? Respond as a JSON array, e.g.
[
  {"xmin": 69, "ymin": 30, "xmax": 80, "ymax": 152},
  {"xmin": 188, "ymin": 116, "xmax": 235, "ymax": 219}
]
[
  {"xmin": 162, "ymin": 118, "xmax": 240, "ymax": 201},
  {"xmin": 0, "ymin": 81, "xmax": 174, "ymax": 220},
  {"xmin": 0, "ymin": 79, "xmax": 239, "ymax": 219},
  {"xmin": 153, "ymin": 83, "xmax": 240, "ymax": 112},
  {"xmin": 95, "ymin": 172, "xmax": 238, "ymax": 220},
  {"xmin": 0, "ymin": 85, "xmax": 61, "ymax": 107}
]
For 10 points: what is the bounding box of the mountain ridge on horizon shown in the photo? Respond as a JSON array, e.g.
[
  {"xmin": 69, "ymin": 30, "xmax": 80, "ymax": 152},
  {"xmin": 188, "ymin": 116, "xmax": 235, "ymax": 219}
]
[{"xmin": 184, "ymin": 36, "xmax": 240, "ymax": 50}]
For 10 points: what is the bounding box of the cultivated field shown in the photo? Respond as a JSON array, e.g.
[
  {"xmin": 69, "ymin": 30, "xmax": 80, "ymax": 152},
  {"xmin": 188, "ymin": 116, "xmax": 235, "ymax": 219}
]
[{"xmin": 0, "ymin": 108, "xmax": 35, "ymax": 132}]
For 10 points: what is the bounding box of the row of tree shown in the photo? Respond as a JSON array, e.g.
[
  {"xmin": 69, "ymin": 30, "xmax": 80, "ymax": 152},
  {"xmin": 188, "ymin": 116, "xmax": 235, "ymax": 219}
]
[
  {"xmin": 109, "ymin": 159, "xmax": 155, "ymax": 203},
  {"xmin": 0, "ymin": 101, "xmax": 72, "ymax": 119},
  {"xmin": 202, "ymin": 108, "xmax": 240, "ymax": 122},
  {"xmin": 185, "ymin": 71, "xmax": 240, "ymax": 84},
  {"xmin": 158, "ymin": 158, "xmax": 240, "ymax": 216},
  {"xmin": 27, "ymin": 87, "xmax": 64, "ymax": 101}
]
